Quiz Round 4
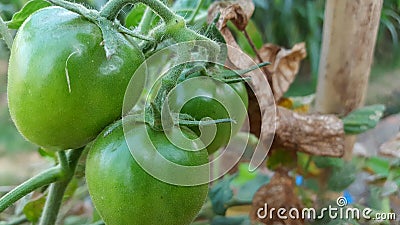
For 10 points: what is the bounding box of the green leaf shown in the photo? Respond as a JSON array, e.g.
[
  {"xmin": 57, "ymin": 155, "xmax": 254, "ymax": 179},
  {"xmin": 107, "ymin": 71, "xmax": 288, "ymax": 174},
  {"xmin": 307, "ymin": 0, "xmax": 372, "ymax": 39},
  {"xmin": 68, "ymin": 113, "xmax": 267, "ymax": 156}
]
[
  {"xmin": 328, "ymin": 162, "xmax": 357, "ymax": 192},
  {"xmin": 381, "ymin": 15, "xmax": 399, "ymax": 47},
  {"xmin": 23, "ymin": 195, "xmax": 46, "ymax": 223},
  {"xmin": 203, "ymin": 15, "xmax": 227, "ymax": 64},
  {"xmin": 204, "ymin": 21, "xmax": 225, "ymax": 45},
  {"xmin": 234, "ymin": 173, "xmax": 269, "ymax": 203},
  {"xmin": 313, "ymin": 156, "xmax": 344, "ymax": 169},
  {"xmin": 209, "ymin": 175, "xmax": 235, "ymax": 215},
  {"xmin": 7, "ymin": 0, "xmax": 51, "ymax": 29},
  {"xmin": 172, "ymin": 0, "xmax": 211, "ymax": 20},
  {"xmin": 342, "ymin": 104, "xmax": 386, "ymax": 135},
  {"xmin": 125, "ymin": 3, "xmax": 146, "ymax": 28},
  {"xmin": 0, "ymin": 16, "xmax": 13, "ymax": 49},
  {"xmin": 267, "ymin": 148, "xmax": 297, "ymax": 170},
  {"xmin": 64, "ymin": 177, "xmax": 79, "ymax": 200},
  {"xmin": 232, "ymin": 163, "xmax": 257, "ymax": 185},
  {"xmin": 368, "ymin": 186, "xmax": 391, "ymax": 212},
  {"xmin": 303, "ymin": 178, "xmax": 319, "ymax": 192},
  {"xmin": 364, "ymin": 156, "xmax": 390, "ymax": 176}
]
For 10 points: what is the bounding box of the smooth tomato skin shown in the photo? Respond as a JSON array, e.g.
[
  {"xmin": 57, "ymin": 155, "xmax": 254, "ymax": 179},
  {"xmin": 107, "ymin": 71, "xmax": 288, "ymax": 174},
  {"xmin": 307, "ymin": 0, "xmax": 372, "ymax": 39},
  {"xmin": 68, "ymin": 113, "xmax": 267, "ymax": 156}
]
[
  {"xmin": 7, "ymin": 6, "xmax": 144, "ymax": 151},
  {"xmin": 169, "ymin": 77, "xmax": 248, "ymax": 154},
  {"xmin": 86, "ymin": 121, "xmax": 209, "ymax": 225}
]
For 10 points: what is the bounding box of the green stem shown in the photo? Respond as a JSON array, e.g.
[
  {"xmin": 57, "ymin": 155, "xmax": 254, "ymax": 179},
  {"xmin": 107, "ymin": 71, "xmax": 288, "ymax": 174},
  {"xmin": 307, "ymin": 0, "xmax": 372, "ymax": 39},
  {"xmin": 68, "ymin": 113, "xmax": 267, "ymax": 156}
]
[
  {"xmin": 100, "ymin": 0, "xmax": 177, "ymax": 23},
  {"xmin": 100, "ymin": 0, "xmax": 214, "ymax": 43},
  {"xmin": 188, "ymin": 0, "xmax": 204, "ymax": 24},
  {"xmin": 38, "ymin": 181, "xmax": 69, "ymax": 225},
  {"xmin": 39, "ymin": 149, "xmax": 83, "ymax": 225},
  {"xmin": 154, "ymin": 47, "xmax": 190, "ymax": 107},
  {"xmin": 138, "ymin": 7, "xmax": 154, "ymax": 34},
  {"xmin": 47, "ymin": 0, "xmax": 95, "ymax": 18},
  {"xmin": 0, "ymin": 16, "xmax": 13, "ymax": 49},
  {"xmin": 118, "ymin": 25, "xmax": 155, "ymax": 41},
  {"xmin": 58, "ymin": 151, "xmax": 68, "ymax": 170},
  {"xmin": 0, "ymin": 167, "xmax": 63, "ymax": 213}
]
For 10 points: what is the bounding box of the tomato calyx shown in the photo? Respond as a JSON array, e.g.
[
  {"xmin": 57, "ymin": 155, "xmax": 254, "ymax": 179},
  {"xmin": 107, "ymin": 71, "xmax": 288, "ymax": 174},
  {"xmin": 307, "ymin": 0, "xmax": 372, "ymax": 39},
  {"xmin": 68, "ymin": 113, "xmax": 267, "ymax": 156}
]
[{"xmin": 126, "ymin": 104, "xmax": 235, "ymax": 132}]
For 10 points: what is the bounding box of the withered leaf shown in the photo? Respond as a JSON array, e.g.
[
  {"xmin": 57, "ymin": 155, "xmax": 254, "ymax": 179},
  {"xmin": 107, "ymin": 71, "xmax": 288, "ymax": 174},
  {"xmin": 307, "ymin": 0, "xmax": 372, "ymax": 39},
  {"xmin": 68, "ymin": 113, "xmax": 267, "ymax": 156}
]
[
  {"xmin": 208, "ymin": 0, "xmax": 254, "ymax": 30},
  {"xmin": 273, "ymin": 106, "xmax": 345, "ymax": 157},
  {"xmin": 250, "ymin": 169, "xmax": 304, "ymax": 225},
  {"xmin": 207, "ymin": 0, "xmax": 255, "ymax": 69},
  {"xmin": 258, "ymin": 43, "xmax": 307, "ymax": 101},
  {"xmin": 379, "ymin": 133, "xmax": 400, "ymax": 158}
]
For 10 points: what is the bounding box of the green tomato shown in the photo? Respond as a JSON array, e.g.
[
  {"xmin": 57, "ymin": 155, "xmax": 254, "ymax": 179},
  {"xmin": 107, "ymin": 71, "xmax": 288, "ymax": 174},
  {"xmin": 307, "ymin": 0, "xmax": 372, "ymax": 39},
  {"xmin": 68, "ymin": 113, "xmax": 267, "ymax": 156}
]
[
  {"xmin": 86, "ymin": 121, "xmax": 209, "ymax": 225},
  {"xmin": 7, "ymin": 6, "xmax": 144, "ymax": 151},
  {"xmin": 168, "ymin": 76, "xmax": 248, "ymax": 154}
]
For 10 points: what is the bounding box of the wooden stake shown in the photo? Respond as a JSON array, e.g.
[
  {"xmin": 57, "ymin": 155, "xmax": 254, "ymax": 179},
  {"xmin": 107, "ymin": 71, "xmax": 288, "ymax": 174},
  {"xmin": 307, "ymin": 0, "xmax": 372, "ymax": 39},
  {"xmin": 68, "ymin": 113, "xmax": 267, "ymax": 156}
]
[{"xmin": 315, "ymin": 0, "xmax": 383, "ymax": 159}]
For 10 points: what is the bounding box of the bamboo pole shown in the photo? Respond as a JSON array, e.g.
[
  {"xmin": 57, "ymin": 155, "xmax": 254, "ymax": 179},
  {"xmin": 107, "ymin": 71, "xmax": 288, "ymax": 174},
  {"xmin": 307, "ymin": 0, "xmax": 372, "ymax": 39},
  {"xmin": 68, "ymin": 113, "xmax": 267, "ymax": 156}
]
[{"xmin": 315, "ymin": 0, "xmax": 383, "ymax": 159}]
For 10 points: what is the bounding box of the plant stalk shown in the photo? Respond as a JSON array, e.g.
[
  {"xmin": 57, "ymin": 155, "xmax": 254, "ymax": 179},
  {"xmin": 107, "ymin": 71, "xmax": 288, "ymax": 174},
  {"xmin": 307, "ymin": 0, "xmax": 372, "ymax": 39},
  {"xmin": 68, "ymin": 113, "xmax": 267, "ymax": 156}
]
[
  {"xmin": 38, "ymin": 149, "xmax": 83, "ymax": 225},
  {"xmin": 188, "ymin": 0, "xmax": 205, "ymax": 24},
  {"xmin": 0, "ymin": 167, "xmax": 62, "ymax": 213},
  {"xmin": 100, "ymin": 0, "xmax": 215, "ymax": 43},
  {"xmin": 100, "ymin": 0, "xmax": 176, "ymax": 23},
  {"xmin": 138, "ymin": 7, "xmax": 154, "ymax": 34},
  {"xmin": 38, "ymin": 180, "xmax": 70, "ymax": 225}
]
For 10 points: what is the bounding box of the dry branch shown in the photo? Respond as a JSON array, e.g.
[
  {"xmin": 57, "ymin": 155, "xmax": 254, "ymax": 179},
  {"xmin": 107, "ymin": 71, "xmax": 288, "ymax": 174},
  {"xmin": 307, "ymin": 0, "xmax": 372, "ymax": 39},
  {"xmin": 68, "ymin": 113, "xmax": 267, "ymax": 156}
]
[{"xmin": 272, "ymin": 106, "xmax": 345, "ymax": 157}]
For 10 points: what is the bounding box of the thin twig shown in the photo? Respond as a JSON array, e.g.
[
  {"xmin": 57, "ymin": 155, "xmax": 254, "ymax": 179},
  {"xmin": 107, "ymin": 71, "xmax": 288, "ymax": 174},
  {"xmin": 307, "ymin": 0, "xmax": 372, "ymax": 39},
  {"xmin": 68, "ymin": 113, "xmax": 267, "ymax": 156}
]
[
  {"xmin": 138, "ymin": 7, "xmax": 154, "ymax": 34},
  {"xmin": 188, "ymin": 0, "xmax": 205, "ymax": 24},
  {"xmin": 118, "ymin": 25, "xmax": 155, "ymax": 41},
  {"xmin": 242, "ymin": 29, "xmax": 273, "ymax": 86}
]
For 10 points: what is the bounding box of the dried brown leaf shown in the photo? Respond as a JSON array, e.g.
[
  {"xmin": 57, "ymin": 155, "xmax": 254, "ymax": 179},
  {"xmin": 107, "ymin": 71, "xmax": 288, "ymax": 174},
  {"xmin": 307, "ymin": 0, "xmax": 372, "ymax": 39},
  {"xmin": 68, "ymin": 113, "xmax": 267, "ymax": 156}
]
[
  {"xmin": 258, "ymin": 43, "xmax": 307, "ymax": 101},
  {"xmin": 379, "ymin": 133, "xmax": 400, "ymax": 158},
  {"xmin": 273, "ymin": 106, "xmax": 345, "ymax": 157},
  {"xmin": 250, "ymin": 169, "xmax": 304, "ymax": 225},
  {"xmin": 208, "ymin": 0, "xmax": 254, "ymax": 30},
  {"xmin": 207, "ymin": 0, "xmax": 256, "ymax": 70}
]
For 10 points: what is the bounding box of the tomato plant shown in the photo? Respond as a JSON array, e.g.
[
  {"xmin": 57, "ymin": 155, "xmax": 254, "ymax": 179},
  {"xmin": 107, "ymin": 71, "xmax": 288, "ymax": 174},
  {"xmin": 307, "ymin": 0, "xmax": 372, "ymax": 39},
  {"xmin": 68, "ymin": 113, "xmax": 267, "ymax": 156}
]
[
  {"xmin": 8, "ymin": 6, "xmax": 145, "ymax": 151},
  {"xmin": 86, "ymin": 121, "xmax": 209, "ymax": 225}
]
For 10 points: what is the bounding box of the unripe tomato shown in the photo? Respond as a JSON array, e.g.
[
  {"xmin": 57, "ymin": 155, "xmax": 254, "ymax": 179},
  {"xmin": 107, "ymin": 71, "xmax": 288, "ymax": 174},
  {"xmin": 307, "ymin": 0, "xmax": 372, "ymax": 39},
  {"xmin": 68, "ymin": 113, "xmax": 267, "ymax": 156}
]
[
  {"xmin": 168, "ymin": 76, "xmax": 248, "ymax": 154},
  {"xmin": 86, "ymin": 121, "xmax": 209, "ymax": 225},
  {"xmin": 8, "ymin": 6, "xmax": 144, "ymax": 151}
]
